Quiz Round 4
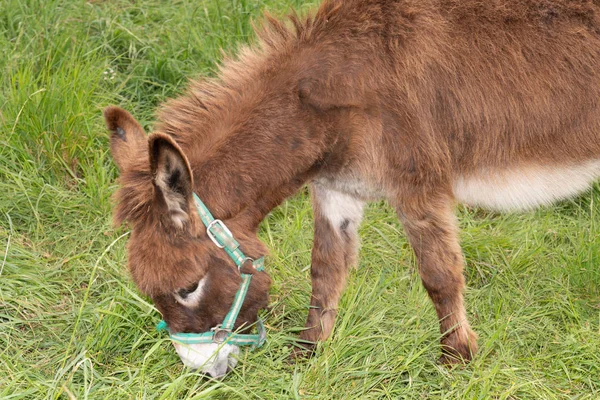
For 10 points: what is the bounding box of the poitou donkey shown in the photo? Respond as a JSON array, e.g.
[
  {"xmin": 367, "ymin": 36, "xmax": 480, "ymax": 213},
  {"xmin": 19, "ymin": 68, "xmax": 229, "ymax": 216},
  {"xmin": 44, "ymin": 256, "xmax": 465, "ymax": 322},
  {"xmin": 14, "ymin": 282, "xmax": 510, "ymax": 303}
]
[{"xmin": 105, "ymin": 0, "xmax": 600, "ymax": 377}]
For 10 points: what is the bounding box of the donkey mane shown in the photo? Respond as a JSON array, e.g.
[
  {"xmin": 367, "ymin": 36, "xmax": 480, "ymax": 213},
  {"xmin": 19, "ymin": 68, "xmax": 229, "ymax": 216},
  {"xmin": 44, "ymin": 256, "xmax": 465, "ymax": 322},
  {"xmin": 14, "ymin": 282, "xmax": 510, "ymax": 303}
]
[
  {"xmin": 155, "ymin": 0, "xmax": 344, "ymax": 143},
  {"xmin": 139, "ymin": 1, "xmax": 377, "ymax": 221}
]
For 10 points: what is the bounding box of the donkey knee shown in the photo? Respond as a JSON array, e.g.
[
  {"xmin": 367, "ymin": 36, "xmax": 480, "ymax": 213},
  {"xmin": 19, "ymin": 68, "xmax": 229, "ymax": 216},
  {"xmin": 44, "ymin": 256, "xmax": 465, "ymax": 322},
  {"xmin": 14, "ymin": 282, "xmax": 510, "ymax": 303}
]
[{"xmin": 417, "ymin": 256, "xmax": 465, "ymax": 297}]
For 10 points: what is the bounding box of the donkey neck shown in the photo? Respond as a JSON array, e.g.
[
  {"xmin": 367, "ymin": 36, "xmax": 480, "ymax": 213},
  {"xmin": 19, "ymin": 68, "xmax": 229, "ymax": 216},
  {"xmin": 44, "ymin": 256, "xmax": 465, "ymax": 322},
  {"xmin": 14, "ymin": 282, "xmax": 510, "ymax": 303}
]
[
  {"xmin": 156, "ymin": 26, "xmax": 370, "ymax": 228},
  {"xmin": 187, "ymin": 117, "xmax": 333, "ymax": 229}
]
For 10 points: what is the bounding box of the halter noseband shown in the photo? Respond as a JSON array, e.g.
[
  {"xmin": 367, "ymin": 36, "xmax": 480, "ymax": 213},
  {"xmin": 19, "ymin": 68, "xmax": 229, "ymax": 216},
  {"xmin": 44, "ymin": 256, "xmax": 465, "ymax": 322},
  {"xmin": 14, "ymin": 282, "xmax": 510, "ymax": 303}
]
[{"xmin": 156, "ymin": 193, "xmax": 266, "ymax": 347}]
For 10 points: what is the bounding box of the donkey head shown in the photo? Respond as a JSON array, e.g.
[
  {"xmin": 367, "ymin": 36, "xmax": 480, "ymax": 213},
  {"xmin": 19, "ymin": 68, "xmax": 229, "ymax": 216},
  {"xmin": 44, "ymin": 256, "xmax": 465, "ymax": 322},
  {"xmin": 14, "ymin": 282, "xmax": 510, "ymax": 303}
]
[{"xmin": 104, "ymin": 106, "xmax": 271, "ymax": 377}]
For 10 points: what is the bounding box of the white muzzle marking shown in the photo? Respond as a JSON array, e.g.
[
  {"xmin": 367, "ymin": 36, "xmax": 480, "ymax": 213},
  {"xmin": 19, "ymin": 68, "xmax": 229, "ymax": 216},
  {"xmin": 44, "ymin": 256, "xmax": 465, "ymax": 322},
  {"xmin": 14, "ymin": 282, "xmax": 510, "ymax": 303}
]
[{"xmin": 173, "ymin": 342, "xmax": 240, "ymax": 378}]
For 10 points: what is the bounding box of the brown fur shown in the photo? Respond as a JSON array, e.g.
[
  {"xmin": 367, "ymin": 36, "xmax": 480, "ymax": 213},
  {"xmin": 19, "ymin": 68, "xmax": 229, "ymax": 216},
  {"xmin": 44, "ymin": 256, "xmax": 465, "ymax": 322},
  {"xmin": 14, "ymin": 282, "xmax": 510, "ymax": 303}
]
[{"xmin": 106, "ymin": 0, "xmax": 600, "ymax": 363}]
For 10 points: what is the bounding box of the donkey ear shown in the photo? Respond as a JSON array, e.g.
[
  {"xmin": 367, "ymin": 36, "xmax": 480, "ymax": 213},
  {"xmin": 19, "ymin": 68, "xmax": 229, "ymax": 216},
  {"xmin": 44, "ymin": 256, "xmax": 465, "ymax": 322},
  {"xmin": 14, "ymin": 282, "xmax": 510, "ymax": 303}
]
[
  {"xmin": 148, "ymin": 133, "xmax": 194, "ymax": 229},
  {"xmin": 104, "ymin": 106, "xmax": 147, "ymax": 172}
]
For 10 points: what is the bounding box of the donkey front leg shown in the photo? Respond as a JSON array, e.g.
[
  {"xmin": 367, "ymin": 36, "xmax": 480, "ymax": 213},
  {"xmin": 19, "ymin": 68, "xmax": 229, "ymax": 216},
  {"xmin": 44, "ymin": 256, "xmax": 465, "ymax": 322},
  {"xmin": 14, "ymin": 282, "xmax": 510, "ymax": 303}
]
[
  {"xmin": 396, "ymin": 192, "xmax": 477, "ymax": 364},
  {"xmin": 298, "ymin": 183, "xmax": 364, "ymax": 349}
]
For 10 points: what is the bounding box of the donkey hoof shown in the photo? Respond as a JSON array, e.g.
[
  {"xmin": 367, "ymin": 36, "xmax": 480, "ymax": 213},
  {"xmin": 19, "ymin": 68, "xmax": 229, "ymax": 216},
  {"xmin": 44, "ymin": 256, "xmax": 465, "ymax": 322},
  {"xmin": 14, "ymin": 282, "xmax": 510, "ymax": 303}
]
[{"xmin": 438, "ymin": 329, "xmax": 478, "ymax": 366}]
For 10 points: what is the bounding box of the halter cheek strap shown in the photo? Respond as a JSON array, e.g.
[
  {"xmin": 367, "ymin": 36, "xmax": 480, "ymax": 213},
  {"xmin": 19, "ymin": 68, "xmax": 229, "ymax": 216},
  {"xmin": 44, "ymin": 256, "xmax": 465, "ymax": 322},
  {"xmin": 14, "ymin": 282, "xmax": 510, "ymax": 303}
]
[{"xmin": 156, "ymin": 193, "xmax": 266, "ymax": 348}]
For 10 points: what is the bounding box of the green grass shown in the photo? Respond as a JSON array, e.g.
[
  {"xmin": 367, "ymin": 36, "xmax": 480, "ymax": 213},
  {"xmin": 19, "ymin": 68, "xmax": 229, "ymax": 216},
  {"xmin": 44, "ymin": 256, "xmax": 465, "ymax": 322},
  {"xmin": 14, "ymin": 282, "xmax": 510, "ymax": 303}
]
[{"xmin": 1, "ymin": 0, "xmax": 599, "ymax": 398}]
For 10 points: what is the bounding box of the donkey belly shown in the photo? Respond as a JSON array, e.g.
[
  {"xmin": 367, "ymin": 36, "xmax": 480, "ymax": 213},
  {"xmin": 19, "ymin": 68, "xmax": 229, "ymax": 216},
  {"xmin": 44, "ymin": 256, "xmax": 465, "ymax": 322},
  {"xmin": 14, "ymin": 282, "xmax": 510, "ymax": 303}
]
[{"xmin": 453, "ymin": 160, "xmax": 600, "ymax": 211}]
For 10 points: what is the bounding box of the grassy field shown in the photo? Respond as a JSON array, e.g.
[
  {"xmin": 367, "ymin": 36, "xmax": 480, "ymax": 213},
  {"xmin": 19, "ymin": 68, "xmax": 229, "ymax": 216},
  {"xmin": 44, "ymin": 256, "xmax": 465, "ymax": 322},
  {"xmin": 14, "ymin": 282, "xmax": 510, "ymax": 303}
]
[{"xmin": 1, "ymin": 0, "xmax": 599, "ymax": 398}]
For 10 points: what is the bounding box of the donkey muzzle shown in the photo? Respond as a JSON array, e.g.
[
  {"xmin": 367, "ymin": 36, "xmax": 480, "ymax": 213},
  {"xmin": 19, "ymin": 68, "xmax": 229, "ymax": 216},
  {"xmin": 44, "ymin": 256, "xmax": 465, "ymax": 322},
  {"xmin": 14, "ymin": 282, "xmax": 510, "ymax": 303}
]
[{"xmin": 173, "ymin": 342, "xmax": 240, "ymax": 378}]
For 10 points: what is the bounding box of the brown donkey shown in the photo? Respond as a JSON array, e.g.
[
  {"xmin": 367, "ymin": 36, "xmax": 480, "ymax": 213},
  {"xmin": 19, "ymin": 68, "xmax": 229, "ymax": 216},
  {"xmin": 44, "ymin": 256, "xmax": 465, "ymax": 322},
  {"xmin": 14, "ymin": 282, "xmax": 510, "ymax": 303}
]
[{"xmin": 105, "ymin": 0, "xmax": 600, "ymax": 376}]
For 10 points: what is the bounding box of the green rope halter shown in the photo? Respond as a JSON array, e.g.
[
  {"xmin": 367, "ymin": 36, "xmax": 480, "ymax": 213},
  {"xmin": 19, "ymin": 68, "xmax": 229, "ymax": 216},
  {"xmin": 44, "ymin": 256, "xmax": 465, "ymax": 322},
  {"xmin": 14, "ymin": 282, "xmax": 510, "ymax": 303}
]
[{"xmin": 156, "ymin": 193, "xmax": 266, "ymax": 347}]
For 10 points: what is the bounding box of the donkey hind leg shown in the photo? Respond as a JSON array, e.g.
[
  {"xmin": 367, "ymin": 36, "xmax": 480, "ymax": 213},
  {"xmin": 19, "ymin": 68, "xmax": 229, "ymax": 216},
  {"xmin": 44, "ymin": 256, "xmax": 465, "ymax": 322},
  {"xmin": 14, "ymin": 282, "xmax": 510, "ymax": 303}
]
[
  {"xmin": 298, "ymin": 183, "xmax": 364, "ymax": 350},
  {"xmin": 397, "ymin": 194, "xmax": 477, "ymax": 364}
]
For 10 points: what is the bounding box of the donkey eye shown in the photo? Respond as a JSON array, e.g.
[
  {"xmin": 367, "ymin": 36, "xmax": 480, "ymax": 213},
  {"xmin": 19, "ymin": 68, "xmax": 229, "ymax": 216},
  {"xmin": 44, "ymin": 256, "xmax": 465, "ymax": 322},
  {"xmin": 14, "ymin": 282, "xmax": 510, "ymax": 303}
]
[
  {"xmin": 177, "ymin": 282, "xmax": 199, "ymax": 299},
  {"xmin": 173, "ymin": 277, "xmax": 206, "ymax": 307}
]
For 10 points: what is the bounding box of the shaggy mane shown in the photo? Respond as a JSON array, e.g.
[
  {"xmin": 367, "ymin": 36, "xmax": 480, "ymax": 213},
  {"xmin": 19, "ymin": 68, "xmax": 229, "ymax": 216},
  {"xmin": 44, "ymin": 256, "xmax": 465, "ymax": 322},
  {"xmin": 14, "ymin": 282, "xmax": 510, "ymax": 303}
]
[{"xmin": 153, "ymin": 0, "xmax": 345, "ymax": 146}]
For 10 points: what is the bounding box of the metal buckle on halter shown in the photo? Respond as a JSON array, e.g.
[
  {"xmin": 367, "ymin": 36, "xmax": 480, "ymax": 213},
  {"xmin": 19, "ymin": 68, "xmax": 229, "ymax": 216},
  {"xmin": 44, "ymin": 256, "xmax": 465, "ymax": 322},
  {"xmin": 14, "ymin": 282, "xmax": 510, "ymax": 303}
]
[
  {"xmin": 210, "ymin": 326, "xmax": 231, "ymax": 344},
  {"xmin": 206, "ymin": 219, "xmax": 232, "ymax": 249}
]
